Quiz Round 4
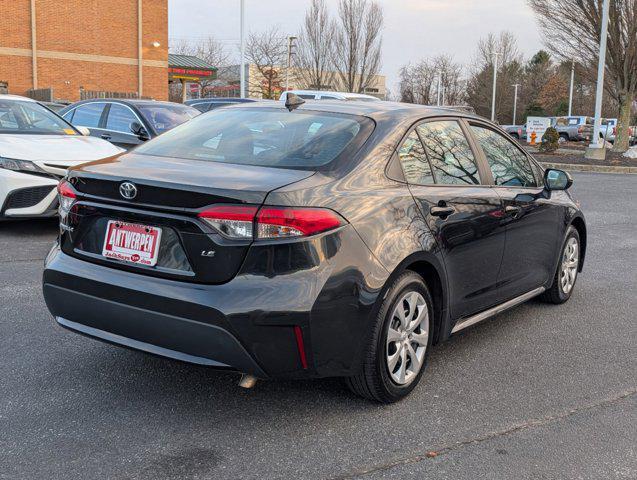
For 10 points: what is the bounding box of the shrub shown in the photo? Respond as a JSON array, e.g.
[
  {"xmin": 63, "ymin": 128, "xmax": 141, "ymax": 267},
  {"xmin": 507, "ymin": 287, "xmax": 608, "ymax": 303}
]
[{"xmin": 539, "ymin": 127, "xmax": 560, "ymax": 153}]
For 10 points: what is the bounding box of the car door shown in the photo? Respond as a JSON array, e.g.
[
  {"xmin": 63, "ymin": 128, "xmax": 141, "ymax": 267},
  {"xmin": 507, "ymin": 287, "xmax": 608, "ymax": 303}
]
[
  {"xmin": 467, "ymin": 122, "xmax": 561, "ymax": 301},
  {"xmin": 103, "ymin": 103, "xmax": 145, "ymax": 150},
  {"xmin": 398, "ymin": 118, "xmax": 507, "ymax": 319},
  {"xmin": 63, "ymin": 102, "xmax": 107, "ymax": 138}
]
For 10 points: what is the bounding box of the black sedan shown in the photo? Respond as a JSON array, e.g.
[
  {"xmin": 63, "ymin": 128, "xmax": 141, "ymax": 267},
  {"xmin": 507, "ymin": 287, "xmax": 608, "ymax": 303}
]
[
  {"xmin": 43, "ymin": 99, "xmax": 586, "ymax": 403},
  {"xmin": 58, "ymin": 99, "xmax": 200, "ymax": 150}
]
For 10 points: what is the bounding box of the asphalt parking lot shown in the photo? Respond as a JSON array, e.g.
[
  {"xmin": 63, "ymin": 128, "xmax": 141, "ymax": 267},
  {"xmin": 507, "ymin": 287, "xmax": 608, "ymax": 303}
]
[{"xmin": 1, "ymin": 172, "xmax": 636, "ymax": 480}]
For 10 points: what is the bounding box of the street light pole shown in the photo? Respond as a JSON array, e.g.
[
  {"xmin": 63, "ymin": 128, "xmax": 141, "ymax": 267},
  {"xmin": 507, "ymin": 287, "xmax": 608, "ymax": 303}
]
[
  {"xmin": 568, "ymin": 59, "xmax": 575, "ymax": 116},
  {"xmin": 512, "ymin": 83, "xmax": 521, "ymax": 125},
  {"xmin": 585, "ymin": 0, "xmax": 610, "ymax": 158},
  {"xmin": 491, "ymin": 52, "xmax": 501, "ymax": 122},
  {"xmin": 285, "ymin": 36, "xmax": 297, "ymax": 92},
  {"xmin": 436, "ymin": 71, "xmax": 442, "ymax": 106},
  {"xmin": 239, "ymin": 0, "xmax": 246, "ymax": 99}
]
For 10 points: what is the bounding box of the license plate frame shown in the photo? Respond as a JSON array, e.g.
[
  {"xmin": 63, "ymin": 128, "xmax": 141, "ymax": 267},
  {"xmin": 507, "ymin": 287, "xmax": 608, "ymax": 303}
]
[{"xmin": 102, "ymin": 220, "xmax": 162, "ymax": 267}]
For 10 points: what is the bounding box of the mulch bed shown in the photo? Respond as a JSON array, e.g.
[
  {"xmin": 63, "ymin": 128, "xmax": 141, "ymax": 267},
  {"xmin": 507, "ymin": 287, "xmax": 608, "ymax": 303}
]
[{"xmin": 526, "ymin": 146, "xmax": 637, "ymax": 168}]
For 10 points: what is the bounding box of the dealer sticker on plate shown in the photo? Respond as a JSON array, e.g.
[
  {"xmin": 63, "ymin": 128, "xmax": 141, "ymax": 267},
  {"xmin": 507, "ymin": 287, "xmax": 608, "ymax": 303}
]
[{"xmin": 102, "ymin": 220, "xmax": 162, "ymax": 266}]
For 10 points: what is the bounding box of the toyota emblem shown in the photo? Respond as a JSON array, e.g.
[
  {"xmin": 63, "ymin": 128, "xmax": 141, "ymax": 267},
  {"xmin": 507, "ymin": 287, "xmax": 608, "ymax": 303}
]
[{"xmin": 119, "ymin": 182, "xmax": 137, "ymax": 200}]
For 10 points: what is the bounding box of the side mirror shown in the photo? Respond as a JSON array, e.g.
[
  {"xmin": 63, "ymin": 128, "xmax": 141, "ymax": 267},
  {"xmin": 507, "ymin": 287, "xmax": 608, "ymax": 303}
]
[
  {"xmin": 544, "ymin": 168, "xmax": 572, "ymax": 191},
  {"xmin": 130, "ymin": 121, "xmax": 149, "ymax": 141},
  {"xmin": 76, "ymin": 126, "xmax": 91, "ymax": 136}
]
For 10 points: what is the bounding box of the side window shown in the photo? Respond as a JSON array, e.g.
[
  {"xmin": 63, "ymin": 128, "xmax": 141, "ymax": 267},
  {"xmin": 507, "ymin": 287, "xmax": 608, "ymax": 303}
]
[
  {"xmin": 416, "ymin": 120, "xmax": 480, "ymax": 185},
  {"xmin": 470, "ymin": 125, "xmax": 537, "ymax": 187},
  {"xmin": 62, "ymin": 110, "xmax": 75, "ymax": 122},
  {"xmin": 397, "ymin": 130, "xmax": 434, "ymax": 185},
  {"xmin": 71, "ymin": 103, "xmax": 105, "ymax": 128},
  {"xmin": 105, "ymin": 104, "xmax": 138, "ymax": 133}
]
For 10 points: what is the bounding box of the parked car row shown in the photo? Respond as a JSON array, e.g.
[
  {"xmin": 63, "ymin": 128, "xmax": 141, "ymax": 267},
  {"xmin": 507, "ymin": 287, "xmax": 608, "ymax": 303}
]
[{"xmin": 503, "ymin": 115, "xmax": 637, "ymax": 145}]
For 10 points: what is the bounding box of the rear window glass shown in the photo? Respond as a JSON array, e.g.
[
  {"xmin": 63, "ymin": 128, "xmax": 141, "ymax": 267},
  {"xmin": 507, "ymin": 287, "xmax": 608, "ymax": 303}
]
[
  {"xmin": 135, "ymin": 108, "xmax": 370, "ymax": 169},
  {"xmin": 137, "ymin": 104, "xmax": 200, "ymax": 134}
]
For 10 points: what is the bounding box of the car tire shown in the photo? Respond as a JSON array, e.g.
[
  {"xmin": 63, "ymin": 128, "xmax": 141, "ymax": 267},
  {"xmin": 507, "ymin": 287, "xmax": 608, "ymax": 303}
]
[
  {"xmin": 541, "ymin": 226, "xmax": 581, "ymax": 304},
  {"xmin": 345, "ymin": 271, "xmax": 434, "ymax": 403},
  {"xmin": 559, "ymin": 133, "xmax": 569, "ymax": 143}
]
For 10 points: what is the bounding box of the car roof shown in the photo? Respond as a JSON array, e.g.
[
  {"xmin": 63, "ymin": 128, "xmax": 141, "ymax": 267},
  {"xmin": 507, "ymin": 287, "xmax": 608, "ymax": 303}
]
[
  {"xmin": 186, "ymin": 98, "xmax": 257, "ymax": 103},
  {"xmin": 285, "ymin": 90, "xmax": 379, "ymax": 100},
  {"xmin": 67, "ymin": 98, "xmax": 189, "ymax": 108},
  {"xmin": 0, "ymin": 94, "xmax": 38, "ymax": 102},
  {"xmin": 232, "ymin": 99, "xmax": 486, "ymax": 124}
]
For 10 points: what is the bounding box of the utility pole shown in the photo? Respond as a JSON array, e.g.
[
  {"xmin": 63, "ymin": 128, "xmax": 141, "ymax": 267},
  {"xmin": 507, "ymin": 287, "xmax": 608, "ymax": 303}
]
[
  {"xmin": 436, "ymin": 71, "xmax": 442, "ymax": 106},
  {"xmin": 585, "ymin": 0, "xmax": 610, "ymax": 159},
  {"xmin": 568, "ymin": 59, "xmax": 575, "ymax": 116},
  {"xmin": 239, "ymin": 0, "xmax": 246, "ymax": 99},
  {"xmin": 285, "ymin": 36, "xmax": 297, "ymax": 92},
  {"xmin": 512, "ymin": 83, "xmax": 521, "ymax": 125},
  {"xmin": 491, "ymin": 52, "xmax": 501, "ymax": 122}
]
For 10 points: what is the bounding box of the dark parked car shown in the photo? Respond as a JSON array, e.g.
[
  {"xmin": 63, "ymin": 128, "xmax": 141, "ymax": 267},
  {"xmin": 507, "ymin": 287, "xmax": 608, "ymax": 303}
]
[
  {"xmin": 184, "ymin": 97, "xmax": 258, "ymax": 113},
  {"xmin": 58, "ymin": 99, "xmax": 200, "ymax": 149},
  {"xmin": 44, "ymin": 100, "xmax": 586, "ymax": 403}
]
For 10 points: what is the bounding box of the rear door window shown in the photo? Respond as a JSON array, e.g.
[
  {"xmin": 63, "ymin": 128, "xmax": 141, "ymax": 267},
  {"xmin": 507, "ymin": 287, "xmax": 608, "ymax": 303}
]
[
  {"xmin": 105, "ymin": 104, "xmax": 139, "ymax": 133},
  {"xmin": 71, "ymin": 103, "xmax": 105, "ymax": 128},
  {"xmin": 397, "ymin": 130, "xmax": 434, "ymax": 185},
  {"xmin": 416, "ymin": 120, "xmax": 481, "ymax": 185},
  {"xmin": 470, "ymin": 125, "xmax": 537, "ymax": 187}
]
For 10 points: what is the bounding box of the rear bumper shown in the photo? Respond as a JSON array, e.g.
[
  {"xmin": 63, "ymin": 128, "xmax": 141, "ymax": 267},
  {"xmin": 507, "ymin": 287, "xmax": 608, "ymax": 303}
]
[{"xmin": 43, "ymin": 226, "xmax": 387, "ymax": 379}]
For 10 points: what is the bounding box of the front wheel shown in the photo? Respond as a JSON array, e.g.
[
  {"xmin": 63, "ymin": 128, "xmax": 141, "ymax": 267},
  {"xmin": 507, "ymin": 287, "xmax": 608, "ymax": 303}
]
[
  {"xmin": 542, "ymin": 226, "xmax": 580, "ymax": 304},
  {"xmin": 345, "ymin": 272, "xmax": 433, "ymax": 403}
]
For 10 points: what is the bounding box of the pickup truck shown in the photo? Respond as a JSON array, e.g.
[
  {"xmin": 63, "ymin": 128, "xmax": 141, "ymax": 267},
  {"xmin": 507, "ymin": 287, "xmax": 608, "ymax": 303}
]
[
  {"xmin": 598, "ymin": 118, "xmax": 637, "ymax": 145},
  {"xmin": 551, "ymin": 116, "xmax": 594, "ymax": 142},
  {"xmin": 502, "ymin": 124, "xmax": 527, "ymax": 141}
]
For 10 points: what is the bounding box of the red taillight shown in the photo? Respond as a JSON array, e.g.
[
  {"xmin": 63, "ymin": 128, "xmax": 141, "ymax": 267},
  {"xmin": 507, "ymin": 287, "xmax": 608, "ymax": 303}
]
[
  {"xmin": 257, "ymin": 207, "xmax": 343, "ymax": 238},
  {"xmin": 57, "ymin": 179, "xmax": 77, "ymax": 220},
  {"xmin": 294, "ymin": 325, "xmax": 308, "ymax": 369},
  {"xmin": 57, "ymin": 179, "xmax": 76, "ymax": 199},
  {"xmin": 198, "ymin": 205, "xmax": 258, "ymax": 239},
  {"xmin": 578, "ymin": 126, "xmax": 583, "ymax": 134},
  {"xmin": 198, "ymin": 205, "xmax": 345, "ymax": 240}
]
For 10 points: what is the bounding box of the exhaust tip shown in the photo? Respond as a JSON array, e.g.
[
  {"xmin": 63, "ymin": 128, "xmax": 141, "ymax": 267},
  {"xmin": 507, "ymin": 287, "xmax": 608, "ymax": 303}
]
[{"xmin": 238, "ymin": 374, "xmax": 258, "ymax": 389}]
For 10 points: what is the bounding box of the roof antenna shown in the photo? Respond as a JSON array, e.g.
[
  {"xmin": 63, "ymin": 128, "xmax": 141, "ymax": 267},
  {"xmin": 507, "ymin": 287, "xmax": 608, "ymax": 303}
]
[{"xmin": 285, "ymin": 92, "xmax": 305, "ymax": 112}]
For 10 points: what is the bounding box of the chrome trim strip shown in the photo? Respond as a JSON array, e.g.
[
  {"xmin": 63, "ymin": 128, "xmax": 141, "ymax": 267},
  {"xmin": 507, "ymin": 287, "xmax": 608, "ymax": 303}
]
[{"xmin": 451, "ymin": 286, "xmax": 545, "ymax": 334}]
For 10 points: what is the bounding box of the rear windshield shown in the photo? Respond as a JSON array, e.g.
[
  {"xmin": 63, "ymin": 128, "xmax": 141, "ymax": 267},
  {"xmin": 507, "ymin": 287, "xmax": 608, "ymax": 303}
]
[
  {"xmin": 135, "ymin": 107, "xmax": 370, "ymax": 169},
  {"xmin": 137, "ymin": 104, "xmax": 200, "ymax": 134}
]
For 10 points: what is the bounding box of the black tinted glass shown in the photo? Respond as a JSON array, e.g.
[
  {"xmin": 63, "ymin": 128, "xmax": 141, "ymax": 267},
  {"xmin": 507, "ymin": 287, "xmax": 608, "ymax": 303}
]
[
  {"xmin": 470, "ymin": 125, "xmax": 537, "ymax": 187},
  {"xmin": 416, "ymin": 121, "xmax": 480, "ymax": 185},
  {"xmin": 398, "ymin": 130, "xmax": 434, "ymax": 185},
  {"xmin": 135, "ymin": 108, "xmax": 370, "ymax": 169}
]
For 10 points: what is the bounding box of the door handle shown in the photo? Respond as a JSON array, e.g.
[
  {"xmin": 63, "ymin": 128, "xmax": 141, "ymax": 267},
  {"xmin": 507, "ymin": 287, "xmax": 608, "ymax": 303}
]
[
  {"xmin": 101, "ymin": 134, "xmax": 112, "ymax": 140},
  {"xmin": 430, "ymin": 206, "xmax": 455, "ymax": 217},
  {"xmin": 505, "ymin": 205, "xmax": 522, "ymax": 217}
]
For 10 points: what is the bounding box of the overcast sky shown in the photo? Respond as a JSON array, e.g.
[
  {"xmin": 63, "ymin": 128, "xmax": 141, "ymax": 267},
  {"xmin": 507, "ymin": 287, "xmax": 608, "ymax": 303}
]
[{"xmin": 168, "ymin": 0, "xmax": 545, "ymax": 93}]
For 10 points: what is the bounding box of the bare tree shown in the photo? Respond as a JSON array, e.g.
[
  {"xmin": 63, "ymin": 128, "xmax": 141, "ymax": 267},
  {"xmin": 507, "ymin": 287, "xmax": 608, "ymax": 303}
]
[
  {"xmin": 529, "ymin": 0, "xmax": 637, "ymax": 152},
  {"xmin": 331, "ymin": 0, "xmax": 383, "ymax": 93},
  {"xmin": 245, "ymin": 28, "xmax": 287, "ymax": 99},
  {"xmin": 295, "ymin": 0, "xmax": 336, "ymax": 90},
  {"xmin": 466, "ymin": 32, "xmax": 523, "ymax": 123},
  {"xmin": 399, "ymin": 55, "xmax": 465, "ymax": 106}
]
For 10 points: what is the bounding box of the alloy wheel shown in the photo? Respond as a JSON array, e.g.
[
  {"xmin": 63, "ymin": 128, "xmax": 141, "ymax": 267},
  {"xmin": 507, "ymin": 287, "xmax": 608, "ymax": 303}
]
[
  {"xmin": 560, "ymin": 237, "xmax": 579, "ymax": 294},
  {"xmin": 385, "ymin": 291, "xmax": 429, "ymax": 386}
]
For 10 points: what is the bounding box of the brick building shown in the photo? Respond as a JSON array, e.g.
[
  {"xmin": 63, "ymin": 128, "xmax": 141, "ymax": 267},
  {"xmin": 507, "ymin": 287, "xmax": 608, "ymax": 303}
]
[{"xmin": 0, "ymin": 0, "xmax": 168, "ymax": 102}]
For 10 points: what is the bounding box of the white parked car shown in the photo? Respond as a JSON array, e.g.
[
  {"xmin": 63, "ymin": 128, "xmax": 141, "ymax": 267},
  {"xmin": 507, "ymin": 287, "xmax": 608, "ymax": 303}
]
[
  {"xmin": 279, "ymin": 90, "xmax": 380, "ymax": 102},
  {"xmin": 0, "ymin": 94, "xmax": 123, "ymax": 219}
]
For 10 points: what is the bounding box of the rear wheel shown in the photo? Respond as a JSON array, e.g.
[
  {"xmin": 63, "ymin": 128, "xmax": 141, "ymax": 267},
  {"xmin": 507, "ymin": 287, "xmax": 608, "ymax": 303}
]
[
  {"xmin": 345, "ymin": 272, "xmax": 433, "ymax": 403},
  {"xmin": 541, "ymin": 226, "xmax": 580, "ymax": 304}
]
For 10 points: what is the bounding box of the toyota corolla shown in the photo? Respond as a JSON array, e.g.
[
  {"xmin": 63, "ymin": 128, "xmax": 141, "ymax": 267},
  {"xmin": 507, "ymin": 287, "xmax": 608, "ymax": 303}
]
[{"xmin": 42, "ymin": 98, "xmax": 586, "ymax": 402}]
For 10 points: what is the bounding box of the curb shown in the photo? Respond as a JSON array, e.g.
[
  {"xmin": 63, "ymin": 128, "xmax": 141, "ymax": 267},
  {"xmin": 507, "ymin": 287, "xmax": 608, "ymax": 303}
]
[{"xmin": 538, "ymin": 161, "xmax": 637, "ymax": 174}]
